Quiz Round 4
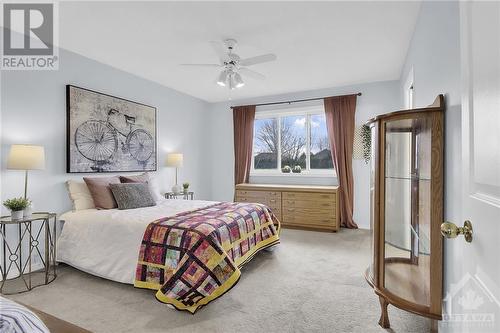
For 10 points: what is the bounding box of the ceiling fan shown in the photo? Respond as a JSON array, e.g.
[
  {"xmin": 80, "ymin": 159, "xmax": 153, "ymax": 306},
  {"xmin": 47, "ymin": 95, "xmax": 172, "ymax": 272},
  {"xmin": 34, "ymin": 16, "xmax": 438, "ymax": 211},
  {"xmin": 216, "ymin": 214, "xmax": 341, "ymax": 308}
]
[{"xmin": 180, "ymin": 39, "xmax": 277, "ymax": 89}]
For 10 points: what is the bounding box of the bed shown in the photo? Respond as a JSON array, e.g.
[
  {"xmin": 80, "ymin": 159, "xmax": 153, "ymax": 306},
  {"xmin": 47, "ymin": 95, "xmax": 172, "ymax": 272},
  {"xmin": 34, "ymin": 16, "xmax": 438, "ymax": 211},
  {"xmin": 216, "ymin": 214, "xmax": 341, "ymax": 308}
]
[{"xmin": 58, "ymin": 198, "xmax": 280, "ymax": 313}]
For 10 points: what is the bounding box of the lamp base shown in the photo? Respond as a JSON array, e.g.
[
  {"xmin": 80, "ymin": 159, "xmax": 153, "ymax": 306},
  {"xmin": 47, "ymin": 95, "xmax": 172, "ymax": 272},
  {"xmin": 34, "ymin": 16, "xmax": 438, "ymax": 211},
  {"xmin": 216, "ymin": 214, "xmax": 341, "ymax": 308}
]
[{"xmin": 171, "ymin": 184, "xmax": 182, "ymax": 195}]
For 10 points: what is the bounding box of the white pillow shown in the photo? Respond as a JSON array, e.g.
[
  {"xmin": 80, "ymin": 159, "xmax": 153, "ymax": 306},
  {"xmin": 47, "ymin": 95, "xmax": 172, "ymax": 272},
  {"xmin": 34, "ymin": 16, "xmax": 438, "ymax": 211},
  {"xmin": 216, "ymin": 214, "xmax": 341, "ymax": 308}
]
[
  {"xmin": 66, "ymin": 180, "xmax": 96, "ymax": 211},
  {"xmin": 144, "ymin": 172, "xmax": 163, "ymax": 202}
]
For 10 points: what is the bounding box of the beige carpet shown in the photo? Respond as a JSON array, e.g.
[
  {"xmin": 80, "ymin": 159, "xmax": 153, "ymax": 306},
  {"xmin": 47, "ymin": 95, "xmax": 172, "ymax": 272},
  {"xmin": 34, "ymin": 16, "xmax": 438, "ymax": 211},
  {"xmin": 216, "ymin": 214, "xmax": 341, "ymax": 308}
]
[{"xmin": 10, "ymin": 229, "xmax": 431, "ymax": 333}]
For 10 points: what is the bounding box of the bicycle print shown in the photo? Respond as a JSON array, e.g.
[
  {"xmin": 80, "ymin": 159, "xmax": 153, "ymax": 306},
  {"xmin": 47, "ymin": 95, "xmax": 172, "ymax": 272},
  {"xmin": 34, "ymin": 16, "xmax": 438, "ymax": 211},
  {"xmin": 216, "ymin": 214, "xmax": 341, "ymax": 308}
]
[{"xmin": 67, "ymin": 85, "xmax": 157, "ymax": 173}]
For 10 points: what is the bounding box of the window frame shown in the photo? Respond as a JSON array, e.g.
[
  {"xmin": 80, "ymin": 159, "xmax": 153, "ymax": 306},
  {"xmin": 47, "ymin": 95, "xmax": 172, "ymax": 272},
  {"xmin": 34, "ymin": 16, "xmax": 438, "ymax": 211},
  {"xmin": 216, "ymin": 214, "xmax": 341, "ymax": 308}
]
[{"xmin": 250, "ymin": 105, "xmax": 336, "ymax": 177}]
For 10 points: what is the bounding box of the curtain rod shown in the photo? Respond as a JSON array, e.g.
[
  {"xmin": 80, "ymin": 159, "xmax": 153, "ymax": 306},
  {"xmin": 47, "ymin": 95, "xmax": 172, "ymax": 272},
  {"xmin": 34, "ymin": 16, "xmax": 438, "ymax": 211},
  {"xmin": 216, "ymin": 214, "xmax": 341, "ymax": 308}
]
[{"xmin": 230, "ymin": 92, "xmax": 362, "ymax": 109}]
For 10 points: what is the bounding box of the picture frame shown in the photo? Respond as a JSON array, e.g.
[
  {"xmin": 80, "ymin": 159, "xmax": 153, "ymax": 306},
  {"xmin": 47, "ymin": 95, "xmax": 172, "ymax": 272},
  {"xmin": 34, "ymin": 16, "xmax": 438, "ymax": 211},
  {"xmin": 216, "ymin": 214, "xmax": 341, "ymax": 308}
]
[{"xmin": 66, "ymin": 85, "xmax": 157, "ymax": 173}]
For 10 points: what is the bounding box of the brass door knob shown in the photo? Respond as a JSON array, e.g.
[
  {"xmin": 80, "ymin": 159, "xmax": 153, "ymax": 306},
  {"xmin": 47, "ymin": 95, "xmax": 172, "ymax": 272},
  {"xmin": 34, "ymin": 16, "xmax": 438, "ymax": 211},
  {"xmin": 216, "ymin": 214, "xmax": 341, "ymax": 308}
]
[{"xmin": 440, "ymin": 220, "xmax": 473, "ymax": 243}]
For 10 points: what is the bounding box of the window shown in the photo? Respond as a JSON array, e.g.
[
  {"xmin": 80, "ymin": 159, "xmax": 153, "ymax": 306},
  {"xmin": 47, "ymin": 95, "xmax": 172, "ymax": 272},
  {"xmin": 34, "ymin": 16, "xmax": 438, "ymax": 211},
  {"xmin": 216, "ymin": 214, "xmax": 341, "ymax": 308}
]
[
  {"xmin": 252, "ymin": 106, "xmax": 334, "ymax": 175},
  {"xmin": 280, "ymin": 115, "xmax": 306, "ymax": 169},
  {"xmin": 310, "ymin": 114, "xmax": 334, "ymax": 169},
  {"xmin": 253, "ymin": 118, "xmax": 278, "ymax": 169}
]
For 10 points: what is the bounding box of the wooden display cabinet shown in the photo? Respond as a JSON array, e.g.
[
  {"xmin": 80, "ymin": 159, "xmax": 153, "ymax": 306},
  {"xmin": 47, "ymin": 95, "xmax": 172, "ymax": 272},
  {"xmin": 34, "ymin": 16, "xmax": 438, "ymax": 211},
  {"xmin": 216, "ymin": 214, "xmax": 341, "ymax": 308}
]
[{"xmin": 364, "ymin": 95, "xmax": 444, "ymax": 328}]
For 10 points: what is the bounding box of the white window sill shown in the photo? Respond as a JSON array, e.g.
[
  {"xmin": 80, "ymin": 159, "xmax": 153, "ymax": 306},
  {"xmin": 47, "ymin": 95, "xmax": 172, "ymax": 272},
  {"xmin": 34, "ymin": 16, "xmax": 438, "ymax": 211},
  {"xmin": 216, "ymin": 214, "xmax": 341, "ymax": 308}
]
[{"xmin": 250, "ymin": 172, "xmax": 336, "ymax": 178}]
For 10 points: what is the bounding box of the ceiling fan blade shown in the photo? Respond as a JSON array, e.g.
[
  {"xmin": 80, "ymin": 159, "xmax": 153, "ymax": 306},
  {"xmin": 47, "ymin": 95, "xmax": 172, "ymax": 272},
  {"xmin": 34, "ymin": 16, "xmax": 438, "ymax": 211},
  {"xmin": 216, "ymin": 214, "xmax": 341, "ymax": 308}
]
[
  {"xmin": 239, "ymin": 53, "xmax": 277, "ymax": 66},
  {"xmin": 209, "ymin": 41, "xmax": 229, "ymax": 64},
  {"xmin": 179, "ymin": 63, "xmax": 221, "ymax": 68},
  {"xmin": 239, "ymin": 67, "xmax": 266, "ymax": 80}
]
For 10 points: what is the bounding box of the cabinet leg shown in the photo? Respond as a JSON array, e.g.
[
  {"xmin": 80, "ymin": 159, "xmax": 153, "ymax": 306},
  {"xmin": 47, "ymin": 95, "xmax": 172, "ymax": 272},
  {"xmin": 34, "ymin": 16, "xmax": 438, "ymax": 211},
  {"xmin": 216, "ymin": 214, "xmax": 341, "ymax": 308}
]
[
  {"xmin": 378, "ymin": 296, "xmax": 390, "ymax": 328},
  {"xmin": 430, "ymin": 319, "xmax": 438, "ymax": 333}
]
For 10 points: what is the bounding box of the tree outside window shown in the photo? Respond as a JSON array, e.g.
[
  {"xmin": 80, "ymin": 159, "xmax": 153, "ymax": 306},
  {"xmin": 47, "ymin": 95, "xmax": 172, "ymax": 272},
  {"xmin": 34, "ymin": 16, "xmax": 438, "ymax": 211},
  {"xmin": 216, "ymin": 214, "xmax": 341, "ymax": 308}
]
[
  {"xmin": 252, "ymin": 110, "xmax": 333, "ymax": 173},
  {"xmin": 253, "ymin": 118, "xmax": 278, "ymax": 169}
]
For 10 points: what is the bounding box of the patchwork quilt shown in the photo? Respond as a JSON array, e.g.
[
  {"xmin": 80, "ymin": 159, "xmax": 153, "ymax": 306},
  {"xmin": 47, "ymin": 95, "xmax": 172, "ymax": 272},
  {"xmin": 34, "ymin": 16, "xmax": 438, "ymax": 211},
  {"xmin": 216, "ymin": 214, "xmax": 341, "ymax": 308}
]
[{"xmin": 134, "ymin": 202, "xmax": 280, "ymax": 313}]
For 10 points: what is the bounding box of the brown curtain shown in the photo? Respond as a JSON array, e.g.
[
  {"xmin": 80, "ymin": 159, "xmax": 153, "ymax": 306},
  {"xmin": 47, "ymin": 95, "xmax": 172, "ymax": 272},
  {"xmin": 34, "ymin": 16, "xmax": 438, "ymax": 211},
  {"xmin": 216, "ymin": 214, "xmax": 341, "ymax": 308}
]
[
  {"xmin": 324, "ymin": 95, "xmax": 358, "ymax": 229},
  {"xmin": 233, "ymin": 105, "xmax": 256, "ymax": 185}
]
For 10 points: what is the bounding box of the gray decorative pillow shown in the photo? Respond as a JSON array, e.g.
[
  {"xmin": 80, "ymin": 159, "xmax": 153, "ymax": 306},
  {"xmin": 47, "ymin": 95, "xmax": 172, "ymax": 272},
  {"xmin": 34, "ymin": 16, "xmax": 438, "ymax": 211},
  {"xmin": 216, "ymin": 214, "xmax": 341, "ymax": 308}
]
[{"xmin": 109, "ymin": 183, "xmax": 156, "ymax": 210}]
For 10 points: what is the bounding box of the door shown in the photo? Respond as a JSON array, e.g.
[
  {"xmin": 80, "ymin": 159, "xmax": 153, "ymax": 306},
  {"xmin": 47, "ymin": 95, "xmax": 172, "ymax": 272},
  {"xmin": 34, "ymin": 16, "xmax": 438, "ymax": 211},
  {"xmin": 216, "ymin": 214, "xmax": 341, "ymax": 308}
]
[{"xmin": 441, "ymin": 2, "xmax": 500, "ymax": 332}]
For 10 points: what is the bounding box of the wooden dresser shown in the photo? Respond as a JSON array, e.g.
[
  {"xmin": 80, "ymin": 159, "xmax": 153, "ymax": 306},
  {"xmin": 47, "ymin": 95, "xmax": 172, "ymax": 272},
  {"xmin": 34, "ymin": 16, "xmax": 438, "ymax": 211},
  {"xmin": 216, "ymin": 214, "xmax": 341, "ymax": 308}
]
[{"xmin": 235, "ymin": 183, "xmax": 339, "ymax": 232}]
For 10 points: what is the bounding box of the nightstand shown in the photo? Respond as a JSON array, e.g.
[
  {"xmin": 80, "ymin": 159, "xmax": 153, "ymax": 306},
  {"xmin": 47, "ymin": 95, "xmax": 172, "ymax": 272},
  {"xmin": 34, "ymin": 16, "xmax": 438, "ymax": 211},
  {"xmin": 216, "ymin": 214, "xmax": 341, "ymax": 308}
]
[
  {"xmin": 0, "ymin": 212, "xmax": 57, "ymax": 294},
  {"xmin": 164, "ymin": 191, "xmax": 194, "ymax": 200}
]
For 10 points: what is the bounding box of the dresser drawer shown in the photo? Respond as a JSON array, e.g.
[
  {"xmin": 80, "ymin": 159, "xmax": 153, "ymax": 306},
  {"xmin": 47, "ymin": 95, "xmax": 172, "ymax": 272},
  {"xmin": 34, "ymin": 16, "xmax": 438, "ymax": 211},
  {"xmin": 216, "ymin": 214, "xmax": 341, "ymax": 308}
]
[
  {"xmin": 235, "ymin": 195, "xmax": 282, "ymax": 211},
  {"xmin": 236, "ymin": 190, "xmax": 281, "ymax": 200},
  {"xmin": 282, "ymin": 207, "xmax": 334, "ymax": 217},
  {"xmin": 236, "ymin": 190, "xmax": 280, "ymax": 197},
  {"xmin": 282, "ymin": 214, "xmax": 336, "ymax": 227},
  {"xmin": 283, "ymin": 206, "xmax": 335, "ymax": 224},
  {"xmin": 235, "ymin": 196, "xmax": 266, "ymax": 204},
  {"xmin": 283, "ymin": 199, "xmax": 335, "ymax": 209},
  {"xmin": 282, "ymin": 191, "xmax": 335, "ymax": 202},
  {"xmin": 235, "ymin": 190, "xmax": 265, "ymax": 199}
]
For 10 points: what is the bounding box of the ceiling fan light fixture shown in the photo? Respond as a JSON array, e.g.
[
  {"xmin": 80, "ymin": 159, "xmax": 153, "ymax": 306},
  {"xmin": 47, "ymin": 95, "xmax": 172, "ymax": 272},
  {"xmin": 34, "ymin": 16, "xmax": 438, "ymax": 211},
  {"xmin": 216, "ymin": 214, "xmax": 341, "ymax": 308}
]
[
  {"xmin": 185, "ymin": 39, "xmax": 275, "ymax": 90},
  {"xmin": 216, "ymin": 71, "xmax": 228, "ymax": 86},
  {"xmin": 233, "ymin": 72, "xmax": 245, "ymax": 88}
]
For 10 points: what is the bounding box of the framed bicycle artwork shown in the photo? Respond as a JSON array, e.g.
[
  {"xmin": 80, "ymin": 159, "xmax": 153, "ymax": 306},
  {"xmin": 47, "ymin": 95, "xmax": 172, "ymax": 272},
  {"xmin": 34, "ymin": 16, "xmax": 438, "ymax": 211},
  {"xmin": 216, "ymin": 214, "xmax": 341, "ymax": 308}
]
[{"xmin": 66, "ymin": 85, "xmax": 157, "ymax": 173}]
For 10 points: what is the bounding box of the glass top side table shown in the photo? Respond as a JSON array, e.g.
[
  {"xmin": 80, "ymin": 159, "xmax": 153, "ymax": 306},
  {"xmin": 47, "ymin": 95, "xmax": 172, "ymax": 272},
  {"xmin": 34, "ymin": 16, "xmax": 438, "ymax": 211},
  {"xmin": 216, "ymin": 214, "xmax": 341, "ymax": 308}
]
[
  {"xmin": 0, "ymin": 212, "xmax": 57, "ymax": 294},
  {"xmin": 164, "ymin": 191, "xmax": 194, "ymax": 200}
]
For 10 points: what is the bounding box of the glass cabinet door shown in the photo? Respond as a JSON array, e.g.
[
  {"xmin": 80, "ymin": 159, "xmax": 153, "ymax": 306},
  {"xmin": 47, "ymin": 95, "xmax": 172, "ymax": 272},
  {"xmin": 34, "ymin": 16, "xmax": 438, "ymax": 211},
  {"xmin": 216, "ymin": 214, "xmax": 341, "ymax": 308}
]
[{"xmin": 383, "ymin": 116, "xmax": 432, "ymax": 307}]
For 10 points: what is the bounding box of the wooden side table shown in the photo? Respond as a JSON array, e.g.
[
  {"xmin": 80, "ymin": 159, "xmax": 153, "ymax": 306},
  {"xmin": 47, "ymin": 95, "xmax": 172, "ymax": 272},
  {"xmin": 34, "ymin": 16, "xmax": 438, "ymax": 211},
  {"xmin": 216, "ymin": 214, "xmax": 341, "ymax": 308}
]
[
  {"xmin": 0, "ymin": 212, "xmax": 57, "ymax": 294},
  {"xmin": 164, "ymin": 191, "xmax": 194, "ymax": 200}
]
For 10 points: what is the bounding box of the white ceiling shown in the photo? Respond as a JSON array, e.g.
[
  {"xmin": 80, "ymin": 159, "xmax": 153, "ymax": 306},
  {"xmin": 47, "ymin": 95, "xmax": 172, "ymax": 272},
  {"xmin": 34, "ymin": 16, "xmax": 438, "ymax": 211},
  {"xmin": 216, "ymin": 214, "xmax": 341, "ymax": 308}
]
[{"xmin": 59, "ymin": 1, "xmax": 421, "ymax": 103}]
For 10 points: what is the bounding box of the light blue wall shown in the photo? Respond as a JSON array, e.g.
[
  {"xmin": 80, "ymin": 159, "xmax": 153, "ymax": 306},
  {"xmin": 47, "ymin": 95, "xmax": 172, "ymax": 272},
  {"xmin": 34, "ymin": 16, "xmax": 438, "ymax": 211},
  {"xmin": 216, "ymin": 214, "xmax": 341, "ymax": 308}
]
[
  {"xmin": 1, "ymin": 48, "xmax": 212, "ymax": 215},
  {"xmin": 208, "ymin": 80, "xmax": 401, "ymax": 229},
  {"xmin": 0, "ymin": 45, "xmax": 403, "ymax": 232},
  {"xmin": 398, "ymin": 1, "xmax": 462, "ymax": 329}
]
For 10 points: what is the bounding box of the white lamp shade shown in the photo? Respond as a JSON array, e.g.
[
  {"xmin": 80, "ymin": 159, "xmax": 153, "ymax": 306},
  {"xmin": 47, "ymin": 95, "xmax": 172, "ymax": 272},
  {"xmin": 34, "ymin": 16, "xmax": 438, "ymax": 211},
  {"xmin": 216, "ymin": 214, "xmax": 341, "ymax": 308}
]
[
  {"xmin": 165, "ymin": 153, "xmax": 183, "ymax": 168},
  {"xmin": 7, "ymin": 145, "xmax": 45, "ymax": 170}
]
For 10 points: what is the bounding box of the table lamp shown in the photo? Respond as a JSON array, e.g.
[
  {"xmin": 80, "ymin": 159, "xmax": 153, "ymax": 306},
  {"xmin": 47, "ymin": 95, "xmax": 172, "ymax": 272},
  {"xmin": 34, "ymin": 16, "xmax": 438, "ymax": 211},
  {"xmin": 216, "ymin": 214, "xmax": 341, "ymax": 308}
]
[
  {"xmin": 7, "ymin": 144, "xmax": 46, "ymax": 199},
  {"xmin": 166, "ymin": 153, "xmax": 183, "ymax": 194}
]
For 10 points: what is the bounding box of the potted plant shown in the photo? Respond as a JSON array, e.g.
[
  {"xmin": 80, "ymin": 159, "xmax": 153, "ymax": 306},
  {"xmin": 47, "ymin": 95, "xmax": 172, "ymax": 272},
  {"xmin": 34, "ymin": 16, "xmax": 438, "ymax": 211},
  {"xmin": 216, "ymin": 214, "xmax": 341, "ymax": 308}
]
[
  {"xmin": 292, "ymin": 165, "xmax": 302, "ymax": 173},
  {"xmin": 3, "ymin": 197, "xmax": 30, "ymax": 220},
  {"xmin": 281, "ymin": 165, "xmax": 291, "ymax": 173},
  {"xmin": 182, "ymin": 182, "xmax": 190, "ymax": 194}
]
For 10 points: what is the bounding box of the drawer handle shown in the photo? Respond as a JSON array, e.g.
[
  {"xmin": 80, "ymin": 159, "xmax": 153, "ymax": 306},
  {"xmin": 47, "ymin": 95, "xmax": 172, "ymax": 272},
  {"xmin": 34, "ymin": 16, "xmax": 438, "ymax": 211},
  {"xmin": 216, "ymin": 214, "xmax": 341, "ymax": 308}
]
[
  {"xmin": 269, "ymin": 199, "xmax": 276, "ymax": 203},
  {"xmin": 287, "ymin": 208, "xmax": 295, "ymax": 212}
]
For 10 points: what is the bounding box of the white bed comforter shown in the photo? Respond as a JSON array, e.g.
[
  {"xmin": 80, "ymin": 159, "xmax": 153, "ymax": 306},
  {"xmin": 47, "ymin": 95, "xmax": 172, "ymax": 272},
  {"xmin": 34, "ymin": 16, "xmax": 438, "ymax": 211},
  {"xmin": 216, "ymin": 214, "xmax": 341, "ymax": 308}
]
[{"xmin": 57, "ymin": 199, "xmax": 216, "ymax": 284}]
